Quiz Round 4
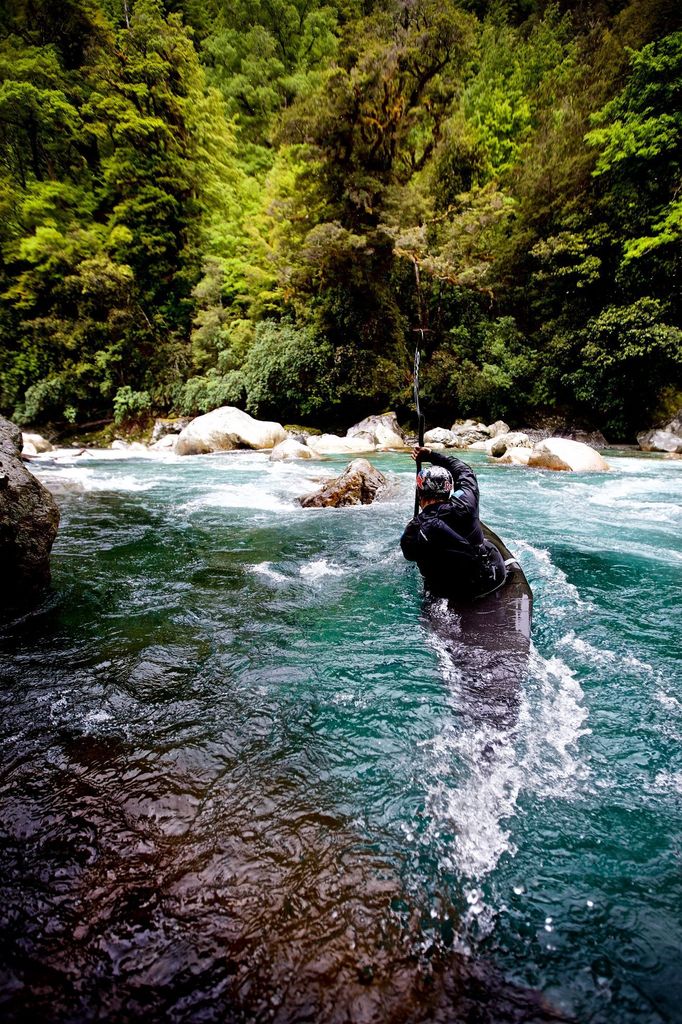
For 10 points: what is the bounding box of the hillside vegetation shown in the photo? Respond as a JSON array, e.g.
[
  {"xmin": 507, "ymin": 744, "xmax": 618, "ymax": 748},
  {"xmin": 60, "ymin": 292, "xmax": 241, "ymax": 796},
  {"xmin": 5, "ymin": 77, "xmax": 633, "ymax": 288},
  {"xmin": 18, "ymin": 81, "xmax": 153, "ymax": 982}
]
[{"xmin": 0, "ymin": 0, "xmax": 680, "ymax": 439}]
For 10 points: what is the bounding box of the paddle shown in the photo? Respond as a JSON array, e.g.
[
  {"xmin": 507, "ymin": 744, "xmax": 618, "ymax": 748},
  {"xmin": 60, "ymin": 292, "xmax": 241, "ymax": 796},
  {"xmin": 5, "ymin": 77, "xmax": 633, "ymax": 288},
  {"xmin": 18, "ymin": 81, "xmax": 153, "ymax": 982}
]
[{"xmin": 413, "ymin": 345, "xmax": 425, "ymax": 517}]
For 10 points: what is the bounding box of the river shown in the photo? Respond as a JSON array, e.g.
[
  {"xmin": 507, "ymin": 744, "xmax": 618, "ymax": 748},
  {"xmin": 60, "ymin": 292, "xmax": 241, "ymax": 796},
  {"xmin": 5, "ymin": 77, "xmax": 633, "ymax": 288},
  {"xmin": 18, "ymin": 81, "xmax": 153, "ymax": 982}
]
[{"xmin": 0, "ymin": 448, "xmax": 680, "ymax": 1023}]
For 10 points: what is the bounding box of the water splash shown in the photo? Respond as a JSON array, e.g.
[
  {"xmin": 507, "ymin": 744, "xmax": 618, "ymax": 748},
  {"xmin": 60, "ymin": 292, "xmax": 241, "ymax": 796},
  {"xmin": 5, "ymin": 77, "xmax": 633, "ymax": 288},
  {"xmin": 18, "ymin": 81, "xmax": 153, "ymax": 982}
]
[
  {"xmin": 421, "ymin": 646, "xmax": 589, "ymax": 884},
  {"xmin": 299, "ymin": 558, "xmax": 347, "ymax": 580}
]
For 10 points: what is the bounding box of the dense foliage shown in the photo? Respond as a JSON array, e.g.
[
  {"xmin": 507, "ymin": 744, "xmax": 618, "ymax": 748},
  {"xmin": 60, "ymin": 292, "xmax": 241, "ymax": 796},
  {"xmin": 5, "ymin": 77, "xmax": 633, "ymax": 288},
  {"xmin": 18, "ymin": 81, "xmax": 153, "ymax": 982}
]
[{"xmin": 1, "ymin": 0, "xmax": 680, "ymax": 438}]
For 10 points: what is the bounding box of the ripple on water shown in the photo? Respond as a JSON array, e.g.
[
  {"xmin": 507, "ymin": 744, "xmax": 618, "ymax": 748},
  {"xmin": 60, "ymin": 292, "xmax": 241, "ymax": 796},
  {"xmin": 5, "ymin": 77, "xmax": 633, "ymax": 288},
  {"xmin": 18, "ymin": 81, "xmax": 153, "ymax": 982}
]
[{"xmin": 1, "ymin": 449, "xmax": 679, "ymax": 1023}]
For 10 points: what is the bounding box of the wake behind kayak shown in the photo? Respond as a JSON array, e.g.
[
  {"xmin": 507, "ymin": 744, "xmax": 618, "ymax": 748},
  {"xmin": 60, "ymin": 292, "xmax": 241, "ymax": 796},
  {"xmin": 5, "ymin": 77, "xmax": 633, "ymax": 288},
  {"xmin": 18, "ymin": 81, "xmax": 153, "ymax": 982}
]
[{"xmin": 423, "ymin": 524, "xmax": 532, "ymax": 730}]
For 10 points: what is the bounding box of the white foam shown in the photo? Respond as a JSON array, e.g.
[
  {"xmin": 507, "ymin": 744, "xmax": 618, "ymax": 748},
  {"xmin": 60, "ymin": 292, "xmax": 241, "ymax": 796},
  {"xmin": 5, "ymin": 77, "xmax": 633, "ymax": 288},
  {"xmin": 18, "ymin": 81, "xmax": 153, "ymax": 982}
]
[
  {"xmin": 520, "ymin": 651, "xmax": 591, "ymax": 789},
  {"xmin": 84, "ymin": 709, "xmax": 113, "ymax": 726},
  {"xmin": 183, "ymin": 483, "xmax": 291, "ymax": 512},
  {"xmin": 587, "ymin": 477, "xmax": 682, "ymax": 523},
  {"xmin": 656, "ymin": 690, "xmax": 682, "ymax": 712},
  {"xmin": 511, "ymin": 540, "xmax": 594, "ymax": 615},
  {"xmin": 557, "ymin": 631, "xmax": 653, "ymax": 673},
  {"xmin": 249, "ymin": 561, "xmax": 288, "ymax": 583},
  {"xmin": 421, "ymin": 645, "xmax": 589, "ymax": 883},
  {"xmin": 39, "ymin": 466, "xmax": 156, "ymax": 492},
  {"xmin": 425, "ymin": 720, "xmax": 521, "ymax": 879},
  {"xmin": 36, "ymin": 447, "xmax": 157, "ymax": 461},
  {"xmin": 652, "ymin": 770, "xmax": 682, "ymax": 796},
  {"xmin": 299, "ymin": 558, "xmax": 346, "ymax": 580}
]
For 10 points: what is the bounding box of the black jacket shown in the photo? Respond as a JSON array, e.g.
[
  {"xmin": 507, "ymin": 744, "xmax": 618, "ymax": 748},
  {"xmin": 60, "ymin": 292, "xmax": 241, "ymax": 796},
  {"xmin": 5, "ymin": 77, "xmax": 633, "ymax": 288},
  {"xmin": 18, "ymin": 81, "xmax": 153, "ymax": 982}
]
[{"xmin": 400, "ymin": 451, "xmax": 506, "ymax": 599}]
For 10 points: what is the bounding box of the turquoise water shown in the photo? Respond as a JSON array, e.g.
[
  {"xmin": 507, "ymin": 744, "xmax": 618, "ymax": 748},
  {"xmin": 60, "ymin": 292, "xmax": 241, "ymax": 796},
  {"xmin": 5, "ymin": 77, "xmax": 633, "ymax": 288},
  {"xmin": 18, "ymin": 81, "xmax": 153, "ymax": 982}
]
[{"xmin": 1, "ymin": 448, "xmax": 680, "ymax": 1022}]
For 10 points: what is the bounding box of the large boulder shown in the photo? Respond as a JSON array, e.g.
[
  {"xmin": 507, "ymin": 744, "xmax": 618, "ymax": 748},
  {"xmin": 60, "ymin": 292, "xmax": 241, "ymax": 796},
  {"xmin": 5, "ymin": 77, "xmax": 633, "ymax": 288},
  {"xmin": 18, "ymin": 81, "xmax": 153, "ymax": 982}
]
[
  {"xmin": 487, "ymin": 420, "xmax": 510, "ymax": 438},
  {"xmin": 528, "ymin": 437, "xmax": 610, "ymax": 472},
  {"xmin": 0, "ymin": 417, "xmax": 60, "ymax": 612},
  {"xmin": 306, "ymin": 433, "xmax": 376, "ymax": 455},
  {"xmin": 453, "ymin": 418, "xmax": 489, "ymax": 432},
  {"xmin": 347, "ymin": 412, "xmax": 406, "ymax": 449},
  {"xmin": 424, "ymin": 427, "xmax": 456, "ymax": 447},
  {"xmin": 22, "ymin": 431, "xmax": 54, "ymax": 454},
  {"xmin": 0, "ymin": 417, "xmax": 22, "ymax": 457},
  {"xmin": 496, "ymin": 446, "xmax": 533, "ymax": 466},
  {"xmin": 424, "ymin": 424, "xmax": 494, "ymax": 448},
  {"xmin": 637, "ymin": 427, "xmax": 682, "ymax": 454},
  {"xmin": 176, "ymin": 407, "xmax": 287, "ymax": 456},
  {"xmin": 449, "ymin": 421, "xmax": 490, "ymax": 447},
  {"xmin": 270, "ymin": 438, "xmax": 319, "ymax": 462},
  {"xmin": 487, "ymin": 431, "xmax": 532, "ymax": 457},
  {"xmin": 297, "ymin": 459, "xmax": 386, "ymax": 508}
]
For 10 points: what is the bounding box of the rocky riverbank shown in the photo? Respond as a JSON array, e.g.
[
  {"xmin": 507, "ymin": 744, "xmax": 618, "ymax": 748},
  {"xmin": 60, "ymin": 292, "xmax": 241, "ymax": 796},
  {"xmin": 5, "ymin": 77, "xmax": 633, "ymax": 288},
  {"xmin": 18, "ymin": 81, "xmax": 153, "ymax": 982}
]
[
  {"xmin": 0, "ymin": 417, "xmax": 60, "ymax": 614},
  {"xmin": 18, "ymin": 404, "xmax": 682, "ymax": 472}
]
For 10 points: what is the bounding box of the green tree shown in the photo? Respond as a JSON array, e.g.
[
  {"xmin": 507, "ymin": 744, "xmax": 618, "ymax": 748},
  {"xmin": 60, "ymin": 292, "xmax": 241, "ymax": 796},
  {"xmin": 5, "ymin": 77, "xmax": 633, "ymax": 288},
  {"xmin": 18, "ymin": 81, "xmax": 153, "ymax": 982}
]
[{"xmin": 586, "ymin": 31, "xmax": 682, "ymax": 312}]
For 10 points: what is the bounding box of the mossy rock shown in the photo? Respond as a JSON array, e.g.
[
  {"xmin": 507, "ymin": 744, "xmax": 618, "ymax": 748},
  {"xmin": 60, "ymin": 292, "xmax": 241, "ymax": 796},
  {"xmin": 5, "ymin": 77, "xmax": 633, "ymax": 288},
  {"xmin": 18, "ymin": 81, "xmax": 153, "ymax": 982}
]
[{"xmin": 284, "ymin": 424, "xmax": 322, "ymax": 436}]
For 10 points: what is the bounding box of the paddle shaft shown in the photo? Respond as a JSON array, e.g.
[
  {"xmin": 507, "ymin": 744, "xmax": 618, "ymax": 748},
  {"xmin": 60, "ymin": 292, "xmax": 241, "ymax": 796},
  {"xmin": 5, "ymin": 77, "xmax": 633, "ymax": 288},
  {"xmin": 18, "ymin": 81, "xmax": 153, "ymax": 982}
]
[
  {"xmin": 413, "ymin": 345, "xmax": 425, "ymax": 517},
  {"xmin": 414, "ymin": 413, "xmax": 425, "ymax": 517}
]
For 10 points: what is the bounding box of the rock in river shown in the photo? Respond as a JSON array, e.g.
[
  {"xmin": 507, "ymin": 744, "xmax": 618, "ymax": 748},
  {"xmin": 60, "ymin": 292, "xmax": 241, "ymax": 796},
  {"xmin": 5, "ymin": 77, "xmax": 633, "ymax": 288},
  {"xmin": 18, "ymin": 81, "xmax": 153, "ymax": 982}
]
[
  {"xmin": 22, "ymin": 431, "xmax": 54, "ymax": 454},
  {"xmin": 298, "ymin": 459, "xmax": 386, "ymax": 508},
  {"xmin": 0, "ymin": 416, "xmax": 60, "ymax": 612},
  {"xmin": 270, "ymin": 438, "xmax": 319, "ymax": 462},
  {"xmin": 637, "ymin": 420, "xmax": 682, "ymax": 454},
  {"xmin": 496, "ymin": 446, "xmax": 533, "ymax": 466},
  {"xmin": 528, "ymin": 437, "xmax": 610, "ymax": 472},
  {"xmin": 486, "ymin": 431, "xmax": 532, "ymax": 457},
  {"xmin": 346, "ymin": 412, "xmax": 406, "ymax": 449},
  {"xmin": 487, "ymin": 419, "xmax": 510, "ymax": 438},
  {"xmin": 306, "ymin": 433, "xmax": 376, "ymax": 455},
  {"xmin": 176, "ymin": 407, "xmax": 287, "ymax": 455},
  {"xmin": 424, "ymin": 427, "xmax": 456, "ymax": 447}
]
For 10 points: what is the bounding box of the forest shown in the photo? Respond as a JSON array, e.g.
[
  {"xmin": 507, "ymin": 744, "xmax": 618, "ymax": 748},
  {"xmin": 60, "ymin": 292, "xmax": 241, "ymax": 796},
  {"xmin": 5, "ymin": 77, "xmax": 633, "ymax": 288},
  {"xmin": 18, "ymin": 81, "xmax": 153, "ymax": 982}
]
[{"xmin": 0, "ymin": 0, "xmax": 680, "ymax": 441}]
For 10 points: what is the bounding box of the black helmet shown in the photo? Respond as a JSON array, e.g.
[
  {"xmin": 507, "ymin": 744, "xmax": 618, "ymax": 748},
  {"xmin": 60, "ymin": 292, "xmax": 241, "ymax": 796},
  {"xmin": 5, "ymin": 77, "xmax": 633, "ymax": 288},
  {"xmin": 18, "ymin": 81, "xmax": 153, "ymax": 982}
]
[{"xmin": 417, "ymin": 466, "xmax": 453, "ymax": 499}]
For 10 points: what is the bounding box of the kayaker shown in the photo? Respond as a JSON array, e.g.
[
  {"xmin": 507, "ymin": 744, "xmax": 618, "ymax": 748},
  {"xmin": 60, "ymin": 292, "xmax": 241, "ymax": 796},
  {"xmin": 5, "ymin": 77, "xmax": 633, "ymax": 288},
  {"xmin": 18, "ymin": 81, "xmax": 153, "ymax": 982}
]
[{"xmin": 400, "ymin": 446, "xmax": 507, "ymax": 600}]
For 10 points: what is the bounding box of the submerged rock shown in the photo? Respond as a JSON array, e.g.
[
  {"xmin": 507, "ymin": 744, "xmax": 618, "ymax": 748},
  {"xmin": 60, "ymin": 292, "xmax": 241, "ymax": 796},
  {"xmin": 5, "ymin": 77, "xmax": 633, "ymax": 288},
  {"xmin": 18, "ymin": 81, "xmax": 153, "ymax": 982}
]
[
  {"xmin": 528, "ymin": 437, "xmax": 610, "ymax": 472},
  {"xmin": 269, "ymin": 438, "xmax": 319, "ymax": 462},
  {"xmin": 346, "ymin": 412, "xmax": 406, "ymax": 449},
  {"xmin": 176, "ymin": 406, "xmax": 287, "ymax": 455},
  {"xmin": 0, "ymin": 416, "xmax": 60, "ymax": 612},
  {"xmin": 297, "ymin": 459, "xmax": 386, "ymax": 507}
]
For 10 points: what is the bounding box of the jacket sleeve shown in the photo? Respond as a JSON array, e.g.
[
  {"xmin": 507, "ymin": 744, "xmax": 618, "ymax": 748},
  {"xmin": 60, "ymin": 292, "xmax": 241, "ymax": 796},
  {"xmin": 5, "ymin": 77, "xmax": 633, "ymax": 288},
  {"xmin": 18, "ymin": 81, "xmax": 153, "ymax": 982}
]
[
  {"xmin": 425, "ymin": 449, "xmax": 479, "ymax": 514},
  {"xmin": 400, "ymin": 517, "xmax": 423, "ymax": 561}
]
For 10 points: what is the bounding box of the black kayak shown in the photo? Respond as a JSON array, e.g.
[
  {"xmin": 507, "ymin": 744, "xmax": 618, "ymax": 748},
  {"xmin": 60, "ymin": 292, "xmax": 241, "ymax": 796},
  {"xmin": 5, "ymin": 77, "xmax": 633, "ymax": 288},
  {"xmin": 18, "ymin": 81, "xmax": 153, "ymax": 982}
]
[{"xmin": 422, "ymin": 524, "xmax": 532, "ymax": 729}]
